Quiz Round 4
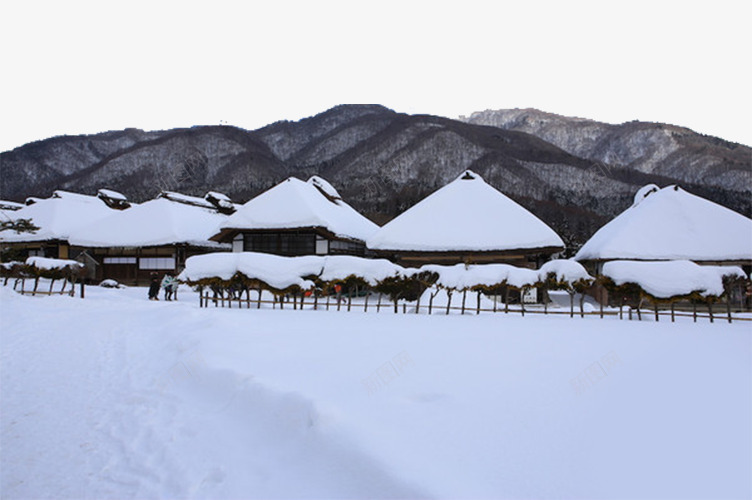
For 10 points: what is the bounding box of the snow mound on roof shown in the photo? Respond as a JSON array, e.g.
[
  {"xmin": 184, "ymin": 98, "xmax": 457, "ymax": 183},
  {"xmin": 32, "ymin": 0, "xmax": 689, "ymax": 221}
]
[
  {"xmin": 367, "ymin": 170, "xmax": 564, "ymax": 252},
  {"xmin": 632, "ymin": 184, "xmax": 659, "ymax": 207},
  {"xmin": 575, "ymin": 185, "xmax": 752, "ymax": 262},
  {"xmin": 205, "ymin": 191, "xmax": 235, "ymax": 210},
  {"xmin": 159, "ymin": 191, "xmax": 216, "ymax": 210},
  {"xmin": 0, "ymin": 200, "xmax": 25, "ymax": 211},
  {"xmin": 0, "ymin": 193, "xmax": 115, "ymax": 243},
  {"xmin": 220, "ymin": 177, "xmax": 378, "ymax": 242},
  {"xmin": 307, "ymin": 176, "xmax": 342, "ymax": 200},
  {"xmin": 602, "ymin": 260, "xmax": 744, "ymax": 298},
  {"xmin": 69, "ymin": 197, "xmax": 230, "ymax": 248},
  {"xmin": 97, "ymin": 189, "xmax": 128, "ymax": 202},
  {"xmin": 206, "ymin": 191, "xmax": 231, "ymax": 203}
]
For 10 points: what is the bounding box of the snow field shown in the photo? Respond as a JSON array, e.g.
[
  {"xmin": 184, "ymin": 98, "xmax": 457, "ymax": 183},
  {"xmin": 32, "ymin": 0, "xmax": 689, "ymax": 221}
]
[{"xmin": 1, "ymin": 285, "xmax": 750, "ymax": 499}]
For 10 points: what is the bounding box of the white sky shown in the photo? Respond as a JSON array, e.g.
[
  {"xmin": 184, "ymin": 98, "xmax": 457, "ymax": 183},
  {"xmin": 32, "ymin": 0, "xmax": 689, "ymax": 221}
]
[{"xmin": 1, "ymin": 0, "xmax": 750, "ymax": 153}]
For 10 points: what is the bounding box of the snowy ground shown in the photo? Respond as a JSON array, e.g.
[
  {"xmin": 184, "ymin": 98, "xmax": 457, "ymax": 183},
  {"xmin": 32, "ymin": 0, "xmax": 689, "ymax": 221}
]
[{"xmin": 1, "ymin": 285, "xmax": 750, "ymax": 499}]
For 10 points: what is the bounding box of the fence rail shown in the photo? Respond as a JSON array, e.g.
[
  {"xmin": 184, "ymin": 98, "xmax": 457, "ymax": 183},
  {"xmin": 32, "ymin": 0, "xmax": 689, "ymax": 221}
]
[
  {"xmin": 198, "ymin": 290, "xmax": 751, "ymax": 323},
  {"xmin": 11, "ymin": 277, "xmax": 83, "ymax": 298}
]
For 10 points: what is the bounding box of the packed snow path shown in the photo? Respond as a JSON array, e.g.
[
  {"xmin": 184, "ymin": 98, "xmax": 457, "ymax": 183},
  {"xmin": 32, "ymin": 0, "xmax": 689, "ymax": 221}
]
[{"xmin": 1, "ymin": 286, "xmax": 750, "ymax": 499}]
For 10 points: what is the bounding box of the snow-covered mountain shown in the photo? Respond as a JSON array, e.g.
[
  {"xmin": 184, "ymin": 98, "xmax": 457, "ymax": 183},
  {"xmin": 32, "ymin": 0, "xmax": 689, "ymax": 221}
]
[
  {"xmin": 461, "ymin": 108, "xmax": 751, "ymax": 195},
  {"xmin": 2, "ymin": 105, "xmax": 749, "ymax": 250}
]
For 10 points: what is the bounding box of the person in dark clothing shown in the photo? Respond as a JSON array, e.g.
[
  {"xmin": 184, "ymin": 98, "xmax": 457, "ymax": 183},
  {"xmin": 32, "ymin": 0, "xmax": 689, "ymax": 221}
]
[{"xmin": 148, "ymin": 273, "xmax": 160, "ymax": 300}]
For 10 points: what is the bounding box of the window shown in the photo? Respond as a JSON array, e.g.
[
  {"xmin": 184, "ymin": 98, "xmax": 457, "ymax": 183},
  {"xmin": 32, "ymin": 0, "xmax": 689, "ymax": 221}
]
[
  {"xmin": 315, "ymin": 236, "xmax": 328, "ymax": 255},
  {"xmin": 329, "ymin": 239, "xmax": 365, "ymax": 256},
  {"xmin": 104, "ymin": 257, "xmax": 137, "ymax": 264},
  {"xmin": 232, "ymin": 234, "xmax": 243, "ymax": 253},
  {"xmin": 139, "ymin": 257, "xmax": 175, "ymax": 270},
  {"xmin": 243, "ymin": 232, "xmax": 315, "ymax": 256}
]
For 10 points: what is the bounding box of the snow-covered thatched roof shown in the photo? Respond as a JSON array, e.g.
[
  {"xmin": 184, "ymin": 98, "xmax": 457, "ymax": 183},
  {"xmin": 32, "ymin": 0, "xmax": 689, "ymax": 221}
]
[
  {"xmin": 367, "ymin": 170, "xmax": 564, "ymax": 252},
  {"xmin": 575, "ymin": 184, "xmax": 752, "ymax": 262},
  {"xmin": 214, "ymin": 176, "xmax": 379, "ymax": 242},
  {"xmin": 0, "ymin": 191, "xmax": 119, "ymax": 243},
  {"xmin": 68, "ymin": 197, "xmax": 230, "ymax": 249}
]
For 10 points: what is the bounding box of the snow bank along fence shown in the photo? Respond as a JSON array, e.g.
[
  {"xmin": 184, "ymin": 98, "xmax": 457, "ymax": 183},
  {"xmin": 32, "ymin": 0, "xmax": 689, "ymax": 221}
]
[
  {"xmin": 2, "ymin": 257, "xmax": 86, "ymax": 298},
  {"xmin": 179, "ymin": 253, "xmax": 751, "ymax": 323}
]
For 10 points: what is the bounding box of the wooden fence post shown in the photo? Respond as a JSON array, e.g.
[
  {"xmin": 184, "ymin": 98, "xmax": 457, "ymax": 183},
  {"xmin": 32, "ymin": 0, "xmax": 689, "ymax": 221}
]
[{"xmin": 726, "ymin": 299, "xmax": 732, "ymax": 324}]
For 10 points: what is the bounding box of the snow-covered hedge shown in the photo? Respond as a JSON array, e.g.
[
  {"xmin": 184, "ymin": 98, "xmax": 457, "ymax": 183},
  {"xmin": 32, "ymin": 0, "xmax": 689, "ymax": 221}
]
[
  {"xmin": 178, "ymin": 254, "xmax": 596, "ymax": 301},
  {"xmin": 25, "ymin": 257, "xmax": 84, "ymax": 280},
  {"xmin": 601, "ymin": 260, "xmax": 746, "ymax": 302},
  {"xmin": 1, "ymin": 257, "xmax": 85, "ymax": 284}
]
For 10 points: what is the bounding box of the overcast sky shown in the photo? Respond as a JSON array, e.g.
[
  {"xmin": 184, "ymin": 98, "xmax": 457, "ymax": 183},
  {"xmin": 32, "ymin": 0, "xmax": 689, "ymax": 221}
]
[{"xmin": 1, "ymin": 0, "xmax": 750, "ymax": 152}]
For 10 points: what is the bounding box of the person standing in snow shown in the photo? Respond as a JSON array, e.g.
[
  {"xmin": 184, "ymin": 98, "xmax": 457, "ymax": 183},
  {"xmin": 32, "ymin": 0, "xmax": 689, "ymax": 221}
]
[
  {"xmin": 148, "ymin": 273, "xmax": 160, "ymax": 300},
  {"xmin": 161, "ymin": 273, "xmax": 175, "ymax": 301},
  {"xmin": 169, "ymin": 279, "xmax": 179, "ymax": 301}
]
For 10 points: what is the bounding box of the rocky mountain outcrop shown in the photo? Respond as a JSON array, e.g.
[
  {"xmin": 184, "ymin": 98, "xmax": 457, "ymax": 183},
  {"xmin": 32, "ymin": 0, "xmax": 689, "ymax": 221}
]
[
  {"xmin": 461, "ymin": 108, "xmax": 751, "ymax": 197},
  {"xmin": 2, "ymin": 105, "xmax": 749, "ymax": 252}
]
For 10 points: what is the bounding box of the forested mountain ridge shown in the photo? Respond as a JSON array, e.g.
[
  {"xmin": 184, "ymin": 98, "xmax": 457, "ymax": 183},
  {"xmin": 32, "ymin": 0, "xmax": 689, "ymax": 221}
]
[{"xmin": 2, "ymin": 105, "xmax": 749, "ymax": 250}]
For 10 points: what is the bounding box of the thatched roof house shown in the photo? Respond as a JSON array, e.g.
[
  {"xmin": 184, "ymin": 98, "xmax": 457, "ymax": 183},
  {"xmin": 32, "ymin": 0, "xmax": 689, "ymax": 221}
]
[
  {"xmin": 575, "ymin": 184, "xmax": 752, "ymax": 271},
  {"xmin": 68, "ymin": 191, "xmax": 233, "ymax": 284},
  {"xmin": 211, "ymin": 176, "xmax": 379, "ymax": 256},
  {"xmin": 0, "ymin": 190, "xmax": 122, "ymax": 260},
  {"xmin": 367, "ymin": 171, "xmax": 564, "ymax": 267}
]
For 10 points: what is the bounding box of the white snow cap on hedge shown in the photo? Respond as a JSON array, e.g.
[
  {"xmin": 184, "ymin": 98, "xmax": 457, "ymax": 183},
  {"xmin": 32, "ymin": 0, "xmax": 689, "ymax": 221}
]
[
  {"xmin": 179, "ymin": 252, "xmax": 320, "ymax": 291},
  {"xmin": 538, "ymin": 259, "xmax": 593, "ymax": 284},
  {"xmin": 219, "ymin": 177, "xmax": 378, "ymax": 242},
  {"xmin": 576, "ymin": 185, "xmax": 752, "ymax": 262},
  {"xmin": 367, "ymin": 170, "xmax": 564, "ymax": 252},
  {"xmin": 26, "ymin": 256, "xmax": 83, "ymax": 270},
  {"xmin": 180, "ymin": 252, "xmax": 406, "ymax": 289},
  {"xmin": 602, "ymin": 260, "xmax": 744, "ymax": 298},
  {"xmin": 318, "ymin": 255, "xmax": 404, "ymax": 285},
  {"xmin": 420, "ymin": 263, "xmax": 541, "ymax": 290}
]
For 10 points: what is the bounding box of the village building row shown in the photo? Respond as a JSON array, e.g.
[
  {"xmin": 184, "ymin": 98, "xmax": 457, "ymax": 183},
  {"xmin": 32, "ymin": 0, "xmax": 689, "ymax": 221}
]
[
  {"xmin": 1, "ymin": 189, "xmax": 234, "ymax": 284},
  {"xmin": 2, "ymin": 172, "xmax": 751, "ymax": 288}
]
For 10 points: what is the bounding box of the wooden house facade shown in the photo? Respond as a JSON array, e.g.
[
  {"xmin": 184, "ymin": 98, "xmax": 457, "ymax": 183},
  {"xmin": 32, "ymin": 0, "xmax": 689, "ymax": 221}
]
[
  {"xmin": 68, "ymin": 191, "xmax": 235, "ymax": 285},
  {"xmin": 211, "ymin": 176, "xmax": 378, "ymax": 257}
]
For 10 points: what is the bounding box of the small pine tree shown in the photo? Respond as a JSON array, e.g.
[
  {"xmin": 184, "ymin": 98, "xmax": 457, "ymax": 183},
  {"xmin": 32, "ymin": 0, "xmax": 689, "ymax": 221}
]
[{"xmin": 0, "ymin": 218, "xmax": 40, "ymax": 234}]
